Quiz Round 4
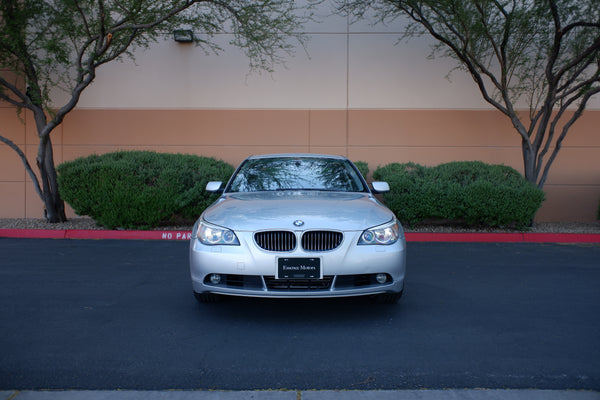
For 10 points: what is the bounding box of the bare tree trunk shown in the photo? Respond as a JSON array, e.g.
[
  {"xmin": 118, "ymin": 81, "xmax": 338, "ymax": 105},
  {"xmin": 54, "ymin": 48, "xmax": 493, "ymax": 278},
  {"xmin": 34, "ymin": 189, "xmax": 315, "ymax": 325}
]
[
  {"xmin": 521, "ymin": 138, "xmax": 538, "ymax": 187},
  {"xmin": 37, "ymin": 136, "xmax": 67, "ymax": 222}
]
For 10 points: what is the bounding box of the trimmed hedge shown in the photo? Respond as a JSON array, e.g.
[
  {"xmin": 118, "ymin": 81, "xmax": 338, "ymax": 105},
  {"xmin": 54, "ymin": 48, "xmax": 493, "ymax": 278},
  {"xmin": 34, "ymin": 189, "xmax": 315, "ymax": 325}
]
[
  {"xmin": 353, "ymin": 161, "xmax": 369, "ymax": 179},
  {"xmin": 373, "ymin": 161, "xmax": 545, "ymax": 229},
  {"xmin": 57, "ymin": 151, "xmax": 234, "ymax": 229}
]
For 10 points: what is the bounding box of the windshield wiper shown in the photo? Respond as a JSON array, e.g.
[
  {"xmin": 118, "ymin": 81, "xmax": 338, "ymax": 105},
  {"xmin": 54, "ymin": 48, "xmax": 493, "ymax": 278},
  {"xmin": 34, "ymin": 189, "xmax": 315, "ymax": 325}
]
[
  {"xmin": 275, "ymin": 188, "xmax": 325, "ymax": 191},
  {"xmin": 274, "ymin": 188, "xmax": 353, "ymax": 192}
]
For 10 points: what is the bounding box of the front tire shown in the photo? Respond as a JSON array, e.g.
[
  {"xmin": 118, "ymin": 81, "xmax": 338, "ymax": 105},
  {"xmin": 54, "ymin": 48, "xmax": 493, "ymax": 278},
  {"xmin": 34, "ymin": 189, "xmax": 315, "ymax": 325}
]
[
  {"xmin": 194, "ymin": 291, "xmax": 223, "ymax": 303},
  {"xmin": 373, "ymin": 290, "xmax": 403, "ymax": 304}
]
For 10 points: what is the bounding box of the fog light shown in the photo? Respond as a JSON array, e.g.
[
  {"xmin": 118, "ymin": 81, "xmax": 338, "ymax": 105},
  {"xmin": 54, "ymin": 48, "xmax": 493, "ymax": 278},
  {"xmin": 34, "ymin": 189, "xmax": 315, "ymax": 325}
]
[
  {"xmin": 376, "ymin": 273, "xmax": 388, "ymax": 284},
  {"xmin": 210, "ymin": 274, "xmax": 222, "ymax": 285}
]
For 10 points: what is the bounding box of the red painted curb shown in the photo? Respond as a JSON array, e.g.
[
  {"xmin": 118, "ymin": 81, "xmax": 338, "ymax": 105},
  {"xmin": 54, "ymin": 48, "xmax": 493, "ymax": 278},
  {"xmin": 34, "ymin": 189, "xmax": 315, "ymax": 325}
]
[
  {"xmin": 64, "ymin": 229, "xmax": 193, "ymax": 241},
  {"xmin": 405, "ymin": 232, "xmax": 600, "ymax": 243},
  {"xmin": 1, "ymin": 229, "xmax": 599, "ymax": 243},
  {"xmin": 405, "ymin": 232, "xmax": 525, "ymax": 242},
  {"xmin": 0, "ymin": 229, "xmax": 68, "ymax": 239},
  {"xmin": 521, "ymin": 233, "xmax": 600, "ymax": 243}
]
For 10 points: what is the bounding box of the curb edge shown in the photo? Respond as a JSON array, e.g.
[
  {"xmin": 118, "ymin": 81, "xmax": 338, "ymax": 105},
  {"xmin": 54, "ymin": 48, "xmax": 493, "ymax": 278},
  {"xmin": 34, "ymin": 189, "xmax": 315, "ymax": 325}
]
[{"xmin": 1, "ymin": 229, "xmax": 599, "ymax": 243}]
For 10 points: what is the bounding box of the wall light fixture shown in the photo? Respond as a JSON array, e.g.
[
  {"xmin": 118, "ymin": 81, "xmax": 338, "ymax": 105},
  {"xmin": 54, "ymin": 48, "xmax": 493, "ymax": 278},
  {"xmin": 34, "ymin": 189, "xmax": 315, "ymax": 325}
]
[{"xmin": 173, "ymin": 29, "xmax": 194, "ymax": 43}]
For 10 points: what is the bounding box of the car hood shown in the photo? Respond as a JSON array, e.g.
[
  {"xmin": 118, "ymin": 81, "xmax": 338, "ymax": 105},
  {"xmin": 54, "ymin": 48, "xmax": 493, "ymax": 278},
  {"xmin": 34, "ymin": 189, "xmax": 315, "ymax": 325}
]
[{"xmin": 202, "ymin": 191, "xmax": 394, "ymax": 231}]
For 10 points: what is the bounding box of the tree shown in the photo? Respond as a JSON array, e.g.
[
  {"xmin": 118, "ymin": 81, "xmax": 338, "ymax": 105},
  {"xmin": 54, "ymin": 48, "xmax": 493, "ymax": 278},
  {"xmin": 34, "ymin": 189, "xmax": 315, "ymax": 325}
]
[
  {"xmin": 337, "ymin": 0, "xmax": 600, "ymax": 189},
  {"xmin": 0, "ymin": 0, "xmax": 311, "ymax": 222}
]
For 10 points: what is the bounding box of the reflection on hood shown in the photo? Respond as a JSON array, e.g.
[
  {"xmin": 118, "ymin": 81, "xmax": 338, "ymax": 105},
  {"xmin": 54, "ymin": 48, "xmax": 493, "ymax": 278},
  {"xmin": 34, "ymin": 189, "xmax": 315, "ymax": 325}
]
[{"xmin": 203, "ymin": 191, "xmax": 394, "ymax": 231}]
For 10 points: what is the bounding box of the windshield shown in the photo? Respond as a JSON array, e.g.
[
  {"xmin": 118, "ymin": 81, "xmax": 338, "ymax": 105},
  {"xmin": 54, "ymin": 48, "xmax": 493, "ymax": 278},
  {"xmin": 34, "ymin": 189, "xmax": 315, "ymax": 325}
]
[{"xmin": 227, "ymin": 157, "xmax": 368, "ymax": 193}]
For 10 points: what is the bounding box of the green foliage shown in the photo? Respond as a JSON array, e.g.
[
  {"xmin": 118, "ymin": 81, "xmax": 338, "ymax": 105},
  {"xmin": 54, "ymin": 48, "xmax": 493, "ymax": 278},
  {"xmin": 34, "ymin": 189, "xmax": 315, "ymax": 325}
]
[
  {"xmin": 373, "ymin": 161, "xmax": 545, "ymax": 229},
  {"xmin": 337, "ymin": 0, "xmax": 600, "ymax": 189},
  {"xmin": 1, "ymin": 0, "xmax": 312, "ymax": 113},
  {"xmin": 353, "ymin": 161, "xmax": 369, "ymax": 179},
  {"xmin": 57, "ymin": 151, "xmax": 234, "ymax": 229},
  {"xmin": 0, "ymin": 0, "xmax": 313, "ymax": 222}
]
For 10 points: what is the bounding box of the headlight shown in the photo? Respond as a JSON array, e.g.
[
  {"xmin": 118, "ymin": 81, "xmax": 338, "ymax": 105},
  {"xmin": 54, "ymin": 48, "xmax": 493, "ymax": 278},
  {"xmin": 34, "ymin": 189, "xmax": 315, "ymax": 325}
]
[
  {"xmin": 358, "ymin": 219, "xmax": 401, "ymax": 245},
  {"xmin": 197, "ymin": 220, "xmax": 239, "ymax": 245}
]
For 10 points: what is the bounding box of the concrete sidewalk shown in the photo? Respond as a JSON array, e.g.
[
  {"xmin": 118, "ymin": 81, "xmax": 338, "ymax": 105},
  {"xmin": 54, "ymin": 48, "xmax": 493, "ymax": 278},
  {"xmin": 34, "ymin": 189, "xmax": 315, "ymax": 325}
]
[{"xmin": 2, "ymin": 390, "xmax": 600, "ymax": 400}]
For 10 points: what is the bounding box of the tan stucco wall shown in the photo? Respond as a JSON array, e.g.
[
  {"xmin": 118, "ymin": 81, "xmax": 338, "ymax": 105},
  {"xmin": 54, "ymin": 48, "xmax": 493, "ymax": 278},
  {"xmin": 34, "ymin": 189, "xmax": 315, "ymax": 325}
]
[
  {"xmin": 3, "ymin": 4, "xmax": 599, "ymax": 222},
  {"xmin": 1, "ymin": 107, "xmax": 598, "ymax": 222}
]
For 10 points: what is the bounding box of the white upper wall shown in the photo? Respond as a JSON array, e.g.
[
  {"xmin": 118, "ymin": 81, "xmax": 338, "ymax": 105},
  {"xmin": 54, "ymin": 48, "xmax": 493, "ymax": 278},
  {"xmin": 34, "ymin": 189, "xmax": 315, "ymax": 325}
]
[
  {"xmin": 348, "ymin": 34, "xmax": 489, "ymax": 109},
  {"xmin": 69, "ymin": 34, "xmax": 348, "ymax": 109},
  {"xmin": 59, "ymin": 1, "xmax": 599, "ymax": 110}
]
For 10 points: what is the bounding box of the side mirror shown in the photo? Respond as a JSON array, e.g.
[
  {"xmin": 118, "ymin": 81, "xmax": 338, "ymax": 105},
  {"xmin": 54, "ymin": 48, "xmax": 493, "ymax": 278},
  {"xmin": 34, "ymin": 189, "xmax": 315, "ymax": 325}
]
[
  {"xmin": 206, "ymin": 181, "xmax": 223, "ymax": 193},
  {"xmin": 371, "ymin": 181, "xmax": 390, "ymax": 194}
]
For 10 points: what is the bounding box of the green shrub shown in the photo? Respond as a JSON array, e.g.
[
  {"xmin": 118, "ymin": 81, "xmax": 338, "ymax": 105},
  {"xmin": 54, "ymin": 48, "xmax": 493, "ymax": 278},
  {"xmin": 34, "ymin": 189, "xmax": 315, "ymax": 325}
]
[
  {"xmin": 57, "ymin": 151, "xmax": 234, "ymax": 229},
  {"xmin": 353, "ymin": 161, "xmax": 369, "ymax": 179},
  {"xmin": 373, "ymin": 161, "xmax": 545, "ymax": 229}
]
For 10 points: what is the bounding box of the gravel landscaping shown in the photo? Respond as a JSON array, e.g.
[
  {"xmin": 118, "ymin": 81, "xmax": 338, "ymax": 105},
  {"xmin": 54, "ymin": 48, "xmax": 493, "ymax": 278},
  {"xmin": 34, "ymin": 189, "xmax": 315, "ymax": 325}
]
[{"xmin": 1, "ymin": 217, "xmax": 599, "ymax": 234}]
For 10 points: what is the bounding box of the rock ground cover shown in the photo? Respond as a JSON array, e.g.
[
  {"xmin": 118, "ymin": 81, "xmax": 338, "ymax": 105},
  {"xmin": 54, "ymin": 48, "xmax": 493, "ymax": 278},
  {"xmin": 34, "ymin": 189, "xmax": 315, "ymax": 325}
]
[{"xmin": 1, "ymin": 217, "xmax": 598, "ymax": 234}]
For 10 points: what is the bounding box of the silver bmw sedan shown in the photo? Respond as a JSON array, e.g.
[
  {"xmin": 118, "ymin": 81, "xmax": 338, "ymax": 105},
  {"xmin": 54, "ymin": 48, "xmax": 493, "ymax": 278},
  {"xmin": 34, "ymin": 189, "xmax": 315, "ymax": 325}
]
[{"xmin": 189, "ymin": 154, "xmax": 406, "ymax": 303}]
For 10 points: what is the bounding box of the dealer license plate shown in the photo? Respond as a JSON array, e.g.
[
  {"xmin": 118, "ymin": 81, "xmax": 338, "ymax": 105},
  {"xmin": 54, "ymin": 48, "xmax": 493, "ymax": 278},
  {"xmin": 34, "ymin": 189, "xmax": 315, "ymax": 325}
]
[{"xmin": 277, "ymin": 257, "xmax": 321, "ymax": 279}]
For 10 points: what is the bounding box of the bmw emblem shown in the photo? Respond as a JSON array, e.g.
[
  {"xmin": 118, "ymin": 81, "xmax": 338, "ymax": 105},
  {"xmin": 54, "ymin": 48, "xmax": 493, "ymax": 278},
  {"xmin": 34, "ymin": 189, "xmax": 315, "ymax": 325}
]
[{"xmin": 293, "ymin": 220, "xmax": 304, "ymax": 227}]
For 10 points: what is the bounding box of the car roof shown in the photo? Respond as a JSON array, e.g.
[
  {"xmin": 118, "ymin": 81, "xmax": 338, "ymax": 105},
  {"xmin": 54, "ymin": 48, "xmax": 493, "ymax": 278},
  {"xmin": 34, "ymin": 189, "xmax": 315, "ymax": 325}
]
[{"xmin": 245, "ymin": 153, "xmax": 349, "ymax": 161}]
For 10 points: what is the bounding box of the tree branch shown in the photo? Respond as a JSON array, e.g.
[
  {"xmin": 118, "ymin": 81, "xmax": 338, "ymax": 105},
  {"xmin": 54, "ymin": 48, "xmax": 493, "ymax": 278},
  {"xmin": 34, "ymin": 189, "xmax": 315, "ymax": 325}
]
[
  {"xmin": 555, "ymin": 34, "xmax": 600, "ymax": 87},
  {"xmin": 0, "ymin": 75, "xmax": 29, "ymax": 108},
  {"xmin": 0, "ymin": 134, "xmax": 43, "ymax": 199},
  {"xmin": 538, "ymin": 85, "xmax": 600, "ymax": 187},
  {"xmin": 73, "ymin": 0, "xmax": 92, "ymax": 38},
  {"xmin": 401, "ymin": 3, "xmax": 509, "ymax": 113}
]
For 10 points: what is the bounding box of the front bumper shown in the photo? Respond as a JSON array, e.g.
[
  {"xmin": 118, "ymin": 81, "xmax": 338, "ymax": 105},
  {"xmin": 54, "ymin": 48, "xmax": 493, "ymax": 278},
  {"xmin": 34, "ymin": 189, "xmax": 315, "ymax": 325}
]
[{"xmin": 189, "ymin": 230, "xmax": 406, "ymax": 299}]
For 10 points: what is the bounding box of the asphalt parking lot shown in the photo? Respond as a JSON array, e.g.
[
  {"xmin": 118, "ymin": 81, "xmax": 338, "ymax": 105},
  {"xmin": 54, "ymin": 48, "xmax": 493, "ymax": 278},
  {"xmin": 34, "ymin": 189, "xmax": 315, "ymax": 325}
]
[
  {"xmin": 2, "ymin": 389, "xmax": 600, "ymax": 399},
  {"xmin": 1, "ymin": 238, "xmax": 599, "ymax": 398}
]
